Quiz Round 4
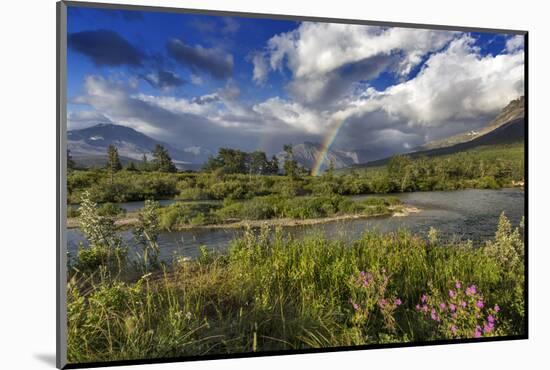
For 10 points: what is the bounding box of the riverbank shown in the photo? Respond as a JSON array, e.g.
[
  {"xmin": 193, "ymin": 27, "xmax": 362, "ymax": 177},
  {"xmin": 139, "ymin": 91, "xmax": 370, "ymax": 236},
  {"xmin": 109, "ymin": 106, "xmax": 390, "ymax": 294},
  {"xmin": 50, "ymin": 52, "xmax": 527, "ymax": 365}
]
[
  {"xmin": 67, "ymin": 205, "xmax": 420, "ymax": 230},
  {"xmin": 67, "ymin": 213, "xmax": 525, "ymax": 363}
]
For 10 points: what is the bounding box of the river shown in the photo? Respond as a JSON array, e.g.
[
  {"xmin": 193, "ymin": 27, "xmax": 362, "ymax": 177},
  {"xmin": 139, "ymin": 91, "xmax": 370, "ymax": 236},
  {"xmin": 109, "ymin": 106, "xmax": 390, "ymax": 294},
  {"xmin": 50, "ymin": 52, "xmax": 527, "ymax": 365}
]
[{"xmin": 66, "ymin": 188, "xmax": 524, "ymax": 262}]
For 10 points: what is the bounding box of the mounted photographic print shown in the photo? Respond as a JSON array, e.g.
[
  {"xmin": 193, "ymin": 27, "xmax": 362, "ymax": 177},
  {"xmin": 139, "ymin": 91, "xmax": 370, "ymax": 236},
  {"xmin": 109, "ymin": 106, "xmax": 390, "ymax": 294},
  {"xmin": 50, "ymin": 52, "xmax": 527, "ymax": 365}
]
[{"xmin": 57, "ymin": 1, "xmax": 527, "ymax": 368}]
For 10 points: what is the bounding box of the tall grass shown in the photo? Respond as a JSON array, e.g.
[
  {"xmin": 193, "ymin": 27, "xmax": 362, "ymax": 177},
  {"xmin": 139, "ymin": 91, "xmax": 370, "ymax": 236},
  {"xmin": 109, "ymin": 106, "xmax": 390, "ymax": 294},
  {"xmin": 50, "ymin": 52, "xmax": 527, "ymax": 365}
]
[{"xmin": 67, "ymin": 201, "xmax": 525, "ymax": 363}]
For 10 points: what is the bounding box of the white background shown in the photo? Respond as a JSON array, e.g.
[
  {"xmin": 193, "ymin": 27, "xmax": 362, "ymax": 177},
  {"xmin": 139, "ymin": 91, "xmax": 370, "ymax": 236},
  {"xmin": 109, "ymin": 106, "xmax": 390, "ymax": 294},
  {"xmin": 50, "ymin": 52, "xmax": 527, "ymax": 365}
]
[{"xmin": 0, "ymin": 0, "xmax": 547, "ymax": 368}]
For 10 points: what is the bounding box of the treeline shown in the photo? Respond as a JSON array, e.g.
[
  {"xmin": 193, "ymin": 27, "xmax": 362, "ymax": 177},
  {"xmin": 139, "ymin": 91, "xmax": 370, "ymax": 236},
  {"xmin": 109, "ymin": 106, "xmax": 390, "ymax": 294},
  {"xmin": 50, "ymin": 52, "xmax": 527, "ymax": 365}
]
[
  {"xmin": 202, "ymin": 144, "xmax": 309, "ymax": 177},
  {"xmin": 68, "ymin": 144, "xmax": 177, "ymax": 174},
  {"xmin": 67, "ymin": 143, "xmax": 524, "ymax": 204},
  {"xmin": 203, "ymin": 148, "xmax": 280, "ymax": 175}
]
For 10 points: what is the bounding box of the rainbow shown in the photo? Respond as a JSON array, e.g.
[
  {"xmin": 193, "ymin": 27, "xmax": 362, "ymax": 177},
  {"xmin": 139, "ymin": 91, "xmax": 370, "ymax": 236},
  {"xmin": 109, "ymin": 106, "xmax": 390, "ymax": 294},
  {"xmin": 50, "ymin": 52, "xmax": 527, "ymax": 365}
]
[{"xmin": 311, "ymin": 118, "xmax": 346, "ymax": 176}]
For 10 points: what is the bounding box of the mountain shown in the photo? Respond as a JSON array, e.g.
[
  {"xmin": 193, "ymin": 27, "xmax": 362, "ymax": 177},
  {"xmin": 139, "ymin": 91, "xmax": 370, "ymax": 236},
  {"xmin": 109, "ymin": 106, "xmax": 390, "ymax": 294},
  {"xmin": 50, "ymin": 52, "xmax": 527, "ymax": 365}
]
[
  {"xmin": 352, "ymin": 96, "xmax": 525, "ymax": 169},
  {"xmin": 68, "ymin": 124, "xmax": 211, "ymax": 170},
  {"xmin": 420, "ymin": 96, "xmax": 524, "ymax": 150},
  {"xmin": 276, "ymin": 142, "xmax": 359, "ymax": 171}
]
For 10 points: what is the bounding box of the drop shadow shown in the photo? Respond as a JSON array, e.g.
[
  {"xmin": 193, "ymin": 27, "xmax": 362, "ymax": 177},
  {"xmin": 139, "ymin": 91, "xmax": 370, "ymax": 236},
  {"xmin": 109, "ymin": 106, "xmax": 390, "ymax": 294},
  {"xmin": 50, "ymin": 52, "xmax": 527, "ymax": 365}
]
[{"xmin": 34, "ymin": 353, "xmax": 57, "ymax": 367}]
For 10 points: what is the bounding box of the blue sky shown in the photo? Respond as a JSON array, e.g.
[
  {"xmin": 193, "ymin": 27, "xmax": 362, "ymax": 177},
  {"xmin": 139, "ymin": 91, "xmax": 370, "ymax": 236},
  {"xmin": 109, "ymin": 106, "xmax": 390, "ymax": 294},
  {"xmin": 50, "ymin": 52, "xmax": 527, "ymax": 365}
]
[{"xmin": 67, "ymin": 5, "xmax": 524, "ymax": 159}]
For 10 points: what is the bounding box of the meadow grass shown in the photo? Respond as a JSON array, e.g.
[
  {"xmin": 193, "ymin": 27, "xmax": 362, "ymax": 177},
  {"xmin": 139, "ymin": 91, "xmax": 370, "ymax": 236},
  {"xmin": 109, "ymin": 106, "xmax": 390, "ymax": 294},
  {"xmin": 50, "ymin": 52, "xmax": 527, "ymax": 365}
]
[{"xmin": 67, "ymin": 208, "xmax": 525, "ymax": 363}]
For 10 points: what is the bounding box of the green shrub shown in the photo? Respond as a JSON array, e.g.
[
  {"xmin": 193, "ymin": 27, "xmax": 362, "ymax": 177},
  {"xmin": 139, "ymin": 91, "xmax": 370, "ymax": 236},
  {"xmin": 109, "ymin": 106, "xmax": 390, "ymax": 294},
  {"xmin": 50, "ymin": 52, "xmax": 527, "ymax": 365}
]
[
  {"xmin": 67, "ymin": 205, "xmax": 80, "ymax": 218},
  {"xmin": 97, "ymin": 202, "xmax": 126, "ymax": 216}
]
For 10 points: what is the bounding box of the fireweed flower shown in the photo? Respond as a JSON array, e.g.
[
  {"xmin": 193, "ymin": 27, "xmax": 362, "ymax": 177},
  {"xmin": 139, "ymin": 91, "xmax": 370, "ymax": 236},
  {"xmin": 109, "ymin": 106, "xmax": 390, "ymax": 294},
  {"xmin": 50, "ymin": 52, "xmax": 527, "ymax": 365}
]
[
  {"xmin": 395, "ymin": 298, "xmax": 402, "ymax": 306},
  {"xmin": 455, "ymin": 281, "xmax": 462, "ymax": 289},
  {"xmin": 421, "ymin": 294, "xmax": 427, "ymax": 303},
  {"xmin": 483, "ymin": 322, "xmax": 494, "ymax": 334},
  {"xmin": 466, "ymin": 285, "xmax": 477, "ymax": 296},
  {"xmin": 449, "ymin": 303, "xmax": 456, "ymax": 312},
  {"xmin": 476, "ymin": 300, "xmax": 484, "ymax": 309},
  {"xmin": 449, "ymin": 290, "xmax": 456, "ymax": 298},
  {"xmin": 487, "ymin": 315, "xmax": 495, "ymax": 324},
  {"xmin": 461, "ymin": 300, "xmax": 467, "ymax": 308},
  {"xmin": 439, "ymin": 302, "xmax": 446, "ymax": 310},
  {"xmin": 494, "ymin": 305, "xmax": 500, "ymax": 313},
  {"xmin": 474, "ymin": 327, "xmax": 482, "ymax": 338},
  {"xmin": 451, "ymin": 325, "xmax": 458, "ymax": 335},
  {"xmin": 378, "ymin": 299, "xmax": 387, "ymax": 308},
  {"xmin": 349, "ymin": 299, "xmax": 360, "ymax": 311}
]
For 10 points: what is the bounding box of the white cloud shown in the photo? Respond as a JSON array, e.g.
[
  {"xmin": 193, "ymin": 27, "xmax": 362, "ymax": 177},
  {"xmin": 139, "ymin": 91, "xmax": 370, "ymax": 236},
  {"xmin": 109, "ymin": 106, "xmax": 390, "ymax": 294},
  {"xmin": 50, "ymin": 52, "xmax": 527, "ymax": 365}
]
[
  {"xmin": 190, "ymin": 74, "xmax": 203, "ymax": 85},
  {"xmin": 258, "ymin": 22, "xmax": 457, "ymax": 106},
  {"xmin": 253, "ymin": 97, "xmax": 327, "ymax": 134},
  {"xmin": 326, "ymin": 34, "xmax": 524, "ymax": 150},
  {"xmin": 222, "ymin": 18, "xmax": 240, "ymax": 34},
  {"xmin": 354, "ymin": 35, "xmax": 523, "ymax": 126},
  {"xmin": 72, "ymin": 27, "xmax": 524, "ymax": 161},
  {"xmin": 251, "ymin": 52, "xmax": 269, "ymax": 85},
  {"xmin": 267, "ymin": 23, "xmax": 455, "ymax": 78},
  {"xmin": 506, "ymin": 35, "xmax": 524, "ymax": 53},
  {"xmin": 67, "ymin": 110, "xmax": 113, "ymax": 130}
]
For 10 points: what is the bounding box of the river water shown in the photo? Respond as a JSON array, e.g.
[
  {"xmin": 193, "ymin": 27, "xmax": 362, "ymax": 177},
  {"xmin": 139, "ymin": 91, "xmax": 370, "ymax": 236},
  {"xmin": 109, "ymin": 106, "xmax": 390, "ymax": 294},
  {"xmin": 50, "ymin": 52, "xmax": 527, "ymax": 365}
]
[{"xmin": 67, "ymin": 188, "xmax": 524, "ymax": 262}]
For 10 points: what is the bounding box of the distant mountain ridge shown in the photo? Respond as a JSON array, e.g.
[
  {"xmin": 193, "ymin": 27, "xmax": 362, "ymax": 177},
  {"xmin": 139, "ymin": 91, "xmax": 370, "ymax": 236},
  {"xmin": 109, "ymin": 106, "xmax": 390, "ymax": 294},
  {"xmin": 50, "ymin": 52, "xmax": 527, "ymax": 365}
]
[
  {"xmin": 276, "ymin": 142, "xmax": 359, "ymax": 171},
  {"xmin": 352, "ymin": 96, "xmax": 525, "ymax": 169},
  {"xmin": 68, "ymin": 124, "xmax": 211, "ymax": 170},
  {"xmin": 420, "ymin": 96, "xmax": 524, "ymax": 150}
]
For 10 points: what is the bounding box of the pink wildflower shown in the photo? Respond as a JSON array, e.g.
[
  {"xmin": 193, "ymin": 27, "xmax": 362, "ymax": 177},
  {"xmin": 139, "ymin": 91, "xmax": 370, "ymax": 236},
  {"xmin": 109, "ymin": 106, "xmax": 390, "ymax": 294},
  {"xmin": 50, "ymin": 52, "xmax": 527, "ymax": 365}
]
[
  {"xmin": 483, "ymin": 322, "xmax": 494, "ymax": 334},
  {"xmin": 474, "ymin": 325, "xmax": 482, "ymax": 338},
  {"xmin": 430, "ymin": 309, "xmax": 440, "ymax": 322}
]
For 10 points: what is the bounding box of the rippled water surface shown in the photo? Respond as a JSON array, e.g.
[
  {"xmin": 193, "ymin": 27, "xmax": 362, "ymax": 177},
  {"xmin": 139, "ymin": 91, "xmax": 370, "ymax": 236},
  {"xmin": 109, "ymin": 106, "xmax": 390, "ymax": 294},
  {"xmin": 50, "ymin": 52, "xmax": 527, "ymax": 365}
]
[{"xmin": 67, "ymin": 188, "xmax": 524, "ymax": 261}]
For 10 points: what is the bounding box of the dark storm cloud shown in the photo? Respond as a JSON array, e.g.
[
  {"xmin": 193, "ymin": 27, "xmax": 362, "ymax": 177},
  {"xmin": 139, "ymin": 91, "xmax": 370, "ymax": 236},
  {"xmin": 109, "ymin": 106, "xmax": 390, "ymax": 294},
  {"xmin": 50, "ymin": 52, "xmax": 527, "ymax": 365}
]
[
  {"xmin": 167, "ymin": 39, "xmax": 233, "ymax": 80},
  {"xmin": 68, "ymin": 30, "xmax": 145, "ymax": 67},
  {"xmin": 288, "ymin": 54, "xmax": 398, "ymax": 108},
  {"xmin": 191, "ymin": 94, "xmax": 220, "ymax": 105},
  {"xmin": 141, "ymin": 70, "xmax": 185, "ymax": 89}
]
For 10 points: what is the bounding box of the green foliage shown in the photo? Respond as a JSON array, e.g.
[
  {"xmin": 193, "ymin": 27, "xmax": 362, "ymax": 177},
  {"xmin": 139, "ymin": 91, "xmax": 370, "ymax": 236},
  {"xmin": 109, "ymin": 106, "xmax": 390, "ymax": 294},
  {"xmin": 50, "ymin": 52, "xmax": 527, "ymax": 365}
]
[
  {"xmin": 416, "ymin": 281, "xmax": 502, "ymax": 339},
  {"xmin": 74, "ymin": 192, "xmax": 127, "ymax": 274},
  {"xmin": 133, "ymin": 200, "xmax": 161, "ymax": 268},
  {"xmin": 67, "ymin": 213, "xmax": 524, "ymax": 362},
  {"xmin": 68, "ymin": 143, "xmax": 524, "ymax": 205},
  {"xmin": 151, "ymin": 144, "xmax": 177, "ymax": 172},
  {"xmin": 126, "ymin": 161, "xmax": 138, "ymax": 171},
  {"xmin": 67, "ymin": 205, "xmax": 80, "ymax": 218},
  {"xmin": 283, "ymin": 144, "xmax": 300, "ymax": 179},
  {"xmin": 157, "ymin": 202, "xmax": 220, "ymax": 230},
  {"xmin": 107, "ymin": 145, "xmax": 122, "ymax": 181},
  {"xmin": 97, "ymin": 202, "xmax": 126, "ymax": 217},
  {"xmin": 78, "ymin": 192, "xmax": 122, "ymax": 249},
  {"xmin": 203, "ymin": 148, "xmax": 279, "ymax": 175}
]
